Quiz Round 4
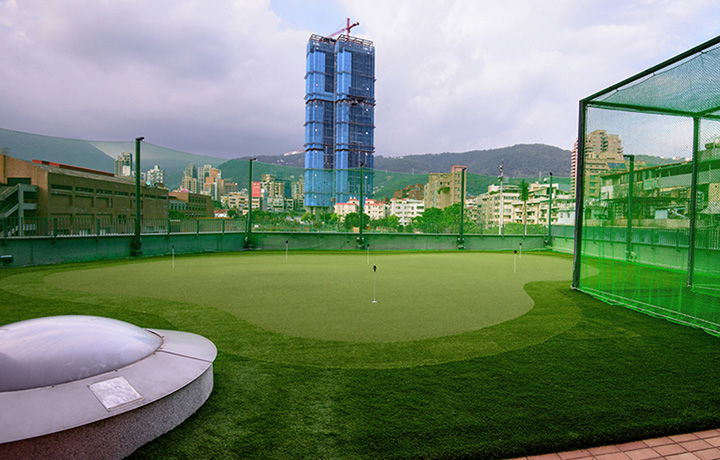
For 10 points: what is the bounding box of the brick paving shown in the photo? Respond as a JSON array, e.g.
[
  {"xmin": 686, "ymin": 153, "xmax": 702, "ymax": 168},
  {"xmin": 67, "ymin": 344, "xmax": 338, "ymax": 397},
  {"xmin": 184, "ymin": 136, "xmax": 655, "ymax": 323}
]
[{"xmin": 508, "ymin": 429, "xmax": 720, "ymax": 460}]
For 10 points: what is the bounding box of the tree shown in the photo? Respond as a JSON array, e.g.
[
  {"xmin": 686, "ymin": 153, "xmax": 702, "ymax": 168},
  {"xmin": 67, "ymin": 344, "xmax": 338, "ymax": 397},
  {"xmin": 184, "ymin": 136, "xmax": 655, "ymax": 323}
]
[
  {"xmin": 370, "ymin": 214, "xmax": 401, "ymax": 231},
  {"xmin": 413, "ymin": 207, "xmax": 445, "ymax": 233},
  {"xmin": 440, "ymin": 202, "xmax": 480, "ymax": 234},
  {"xmin": 320, "ymin": 212, "xmax": 337, "ymax": 224},
  {"xmin": 519, "ymin": 179, "xmax": 530, "ymax": 236},
  {"xmin": 169, "ymin": 209, "xmax": 185, "ymax": 219},
  {"xmin": 344, "ymin": 212, "xmax": 370, "ymax": 230},
  {"xmin": 442, "ymin": 203, "xmax": 462, "ymax": 228}
]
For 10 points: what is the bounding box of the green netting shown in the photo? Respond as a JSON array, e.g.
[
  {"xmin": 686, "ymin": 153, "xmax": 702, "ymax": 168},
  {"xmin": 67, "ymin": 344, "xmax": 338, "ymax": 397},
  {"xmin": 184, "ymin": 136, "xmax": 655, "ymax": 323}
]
[{"xmin": 574, "ymin": 35, "xmax": 720, "ymax": 334}]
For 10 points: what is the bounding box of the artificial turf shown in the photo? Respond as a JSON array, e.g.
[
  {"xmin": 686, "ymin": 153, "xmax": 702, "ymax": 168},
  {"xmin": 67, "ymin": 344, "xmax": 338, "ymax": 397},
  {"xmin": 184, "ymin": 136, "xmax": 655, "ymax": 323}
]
[{"xmin": 2, "ymin": 251, "xmax": 720, "ymax": 459}]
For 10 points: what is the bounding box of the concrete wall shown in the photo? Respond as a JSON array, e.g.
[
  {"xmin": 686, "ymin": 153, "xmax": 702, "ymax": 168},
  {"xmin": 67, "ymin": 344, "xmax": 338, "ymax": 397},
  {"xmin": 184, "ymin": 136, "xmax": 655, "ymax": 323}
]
[{"xmin": 0, "ymin": 232, "xmax": 549, "ymax": 268}]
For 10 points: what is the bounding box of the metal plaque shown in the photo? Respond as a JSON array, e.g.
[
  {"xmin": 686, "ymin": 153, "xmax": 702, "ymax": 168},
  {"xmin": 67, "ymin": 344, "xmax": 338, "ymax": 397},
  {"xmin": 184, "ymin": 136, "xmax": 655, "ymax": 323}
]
[{"xmin": 89, "ymin": 377, "xmax": 143, "ymax": 411}]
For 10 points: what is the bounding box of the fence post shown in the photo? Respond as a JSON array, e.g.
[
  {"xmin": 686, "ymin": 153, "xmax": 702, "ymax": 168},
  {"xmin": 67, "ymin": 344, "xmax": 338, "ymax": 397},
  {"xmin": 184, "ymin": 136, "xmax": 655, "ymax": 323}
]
[
  {"xmin": 623, "ymin": 155, "xmax": 634, "ymax": 261},
  {"xmin": 686, "ymin": 118, "xmax": 700, "ymax": 288},
  {"xmin": 572, "ymin": 100, "xmax": 588, "ymax": 289},
  {"xmin": 131, "ymin": 136, "xmax": 144, "ymax": 256}
]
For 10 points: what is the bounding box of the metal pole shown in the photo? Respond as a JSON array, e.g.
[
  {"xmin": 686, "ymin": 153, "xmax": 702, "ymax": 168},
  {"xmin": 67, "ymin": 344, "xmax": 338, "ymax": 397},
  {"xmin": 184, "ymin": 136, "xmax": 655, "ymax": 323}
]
[
  {"xmin": 458, "ymin": 166, "xmax": 466, "ymax": 249},
  {"xmin": 624, "ymin": 155, "xmax": 635, "ymax": 260},
  {"xmin": 547, "ymin": 172, "xmax": 553, "ymax": 245},
  {"xmin": 245, "ymin": 158, "xmax": 256, "ymax": 248},
  {"xmin": 499, "ymin": 177, "xmax": 504, "ymax": 235},
  {"xmin": 358, "ymin": 162, "xmax": 365, "ymax": 247},
  {"xmin": 687, "ymin": 117, "xmax": 701, "ymax": 288},
  {"xmin": 572, "ymin": 101, "xmax": 587, "ymax": 289},
  {"xmin": 132, "ymin": 136, "xmax": 144, "ymax": 256}
]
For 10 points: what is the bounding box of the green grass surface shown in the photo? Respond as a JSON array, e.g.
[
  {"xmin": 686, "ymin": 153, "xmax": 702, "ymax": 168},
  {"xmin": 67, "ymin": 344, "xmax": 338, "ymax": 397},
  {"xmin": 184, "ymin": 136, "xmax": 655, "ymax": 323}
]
[
  {"xmin": 2, "ymin": 251, "xmax": 720, "ymax": 459},
  {"xmin": 31, "ymin": 252, "xmax": 575, "ymax": 368}
]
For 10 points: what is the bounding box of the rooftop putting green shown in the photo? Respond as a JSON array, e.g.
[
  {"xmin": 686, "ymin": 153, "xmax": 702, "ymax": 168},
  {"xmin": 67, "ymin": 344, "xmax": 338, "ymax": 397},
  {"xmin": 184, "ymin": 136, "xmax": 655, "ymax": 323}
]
[{"xmin": 5, "ymin": 252, "xmax": 578, "ymax": 368}]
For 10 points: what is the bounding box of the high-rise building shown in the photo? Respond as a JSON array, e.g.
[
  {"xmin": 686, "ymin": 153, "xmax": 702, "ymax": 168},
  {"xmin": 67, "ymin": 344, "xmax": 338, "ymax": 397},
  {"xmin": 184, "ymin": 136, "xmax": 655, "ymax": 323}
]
[
  {"xmin": 197, "ymin": 164, "xmax": 214, "ymax": 183},
  {"xmin": 304, "ymin": 31, "xmax": 375, "ymax": 212},
  {"xmin": 146, "ymin": 165, "xmax": 165, "ymax": 186},
  {"xmin": 114, "ymin": 152, "xmax": 133, "ymax": 177},
  {"xmin": 183, "ymin": 163, "xmax": 197, "ymax": 179},
  {"xmin": 571, "ymin": 130, "xmax": 625, "ymax": 199}
]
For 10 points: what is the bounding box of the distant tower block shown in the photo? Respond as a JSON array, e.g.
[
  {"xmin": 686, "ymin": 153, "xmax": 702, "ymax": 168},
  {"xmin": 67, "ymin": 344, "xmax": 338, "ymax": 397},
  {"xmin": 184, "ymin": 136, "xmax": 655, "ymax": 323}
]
[{"xmin": 304, "ymin": 22, "xmax": 375, "ymax": 213}]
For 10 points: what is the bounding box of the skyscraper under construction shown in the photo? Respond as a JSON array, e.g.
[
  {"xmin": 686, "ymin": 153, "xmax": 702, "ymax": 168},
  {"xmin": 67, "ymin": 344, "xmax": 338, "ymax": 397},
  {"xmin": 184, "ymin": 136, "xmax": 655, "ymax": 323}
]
[{"xmin": 304, "ymin": 27, "xmax": 375, "ymax": 212}]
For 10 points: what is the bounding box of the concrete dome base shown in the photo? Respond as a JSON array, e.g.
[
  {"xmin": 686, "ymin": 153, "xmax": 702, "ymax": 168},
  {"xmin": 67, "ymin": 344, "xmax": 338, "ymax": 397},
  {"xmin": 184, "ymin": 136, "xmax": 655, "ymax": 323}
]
[
  {"xmin": 0, "ymin": 367, "xmax": 212, "ymax": 460},
  {"xmin": 0, "ymin": 316, "xmax": 217, "ymax": 460}
]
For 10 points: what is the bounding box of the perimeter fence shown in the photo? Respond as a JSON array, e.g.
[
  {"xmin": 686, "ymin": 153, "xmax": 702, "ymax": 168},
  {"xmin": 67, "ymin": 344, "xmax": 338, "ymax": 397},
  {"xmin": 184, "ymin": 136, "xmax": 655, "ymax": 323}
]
[
  {"xmin": 0, "ymin": 215, "xmax": 553, "ymax": 239},
  {"xmin": 574, "ymin": 35, "xmax": 720, "ymax": 334}
]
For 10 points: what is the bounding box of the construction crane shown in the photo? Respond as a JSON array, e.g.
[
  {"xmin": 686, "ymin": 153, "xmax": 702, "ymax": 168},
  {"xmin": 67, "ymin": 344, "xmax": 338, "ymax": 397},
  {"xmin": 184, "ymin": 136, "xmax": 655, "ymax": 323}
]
[{"xmin": 328, "ymin": 18, "xmax": 359, "ymax": 38}]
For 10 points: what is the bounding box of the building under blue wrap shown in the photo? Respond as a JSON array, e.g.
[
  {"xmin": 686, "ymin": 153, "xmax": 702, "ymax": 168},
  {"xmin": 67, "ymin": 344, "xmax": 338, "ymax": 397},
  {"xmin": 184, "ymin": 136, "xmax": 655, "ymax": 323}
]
[{"xmin": 304, "ymin": 33, "xmax": 375, "ymax": 211}]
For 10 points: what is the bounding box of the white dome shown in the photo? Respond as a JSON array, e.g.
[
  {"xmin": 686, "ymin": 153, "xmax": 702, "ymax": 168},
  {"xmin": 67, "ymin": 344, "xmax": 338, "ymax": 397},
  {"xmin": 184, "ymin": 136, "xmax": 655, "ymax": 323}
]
[{"xmin": 0, "ymin": 316, "xmax": 162, "ymax": 392}]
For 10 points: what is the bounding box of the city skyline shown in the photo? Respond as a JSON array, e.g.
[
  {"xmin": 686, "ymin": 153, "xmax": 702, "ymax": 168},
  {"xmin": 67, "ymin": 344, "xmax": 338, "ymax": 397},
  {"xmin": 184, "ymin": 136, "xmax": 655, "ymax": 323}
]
[{"xmin": 2, "ymin": 1, "xmax": 720, "ymax": 159}]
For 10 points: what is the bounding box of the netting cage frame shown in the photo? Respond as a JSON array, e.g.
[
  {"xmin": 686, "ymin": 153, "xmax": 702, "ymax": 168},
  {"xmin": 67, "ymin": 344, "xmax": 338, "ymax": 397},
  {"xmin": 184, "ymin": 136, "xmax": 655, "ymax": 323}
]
[{"xmin": 572, "ymin": 34, "xmax": 720, "ymax": 332}]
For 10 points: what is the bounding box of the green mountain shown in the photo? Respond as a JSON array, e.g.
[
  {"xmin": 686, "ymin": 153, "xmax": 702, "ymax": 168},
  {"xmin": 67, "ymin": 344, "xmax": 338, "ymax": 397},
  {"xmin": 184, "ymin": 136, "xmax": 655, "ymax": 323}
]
[
  {"xmin": 0, "ymin": 127, "xmax": 226, "ymax": 188},
  {"xmin": 0, "ymin": 127, "xmax": 115, "ymax": 171},
  {"xmin": 89, "ymin": 141, "xmax": 226, "ymax": 188},
  {"xmin": 232, "ymin": 144, "xmax": 573, "ymax": 177},
  {"xmin": 635, "ymin": 154, "xmax": 685, "ymax": 167},
  {"xmin": 375, "ymin": 144, "xmax": 572, "ymax": 177},
  {"xmin": 0, "ymin": 127, "xmax": 674, "ymax": 196},
  {"xmin": 218, "ymin": 160, "xmax": 306, "ymax": 187}
]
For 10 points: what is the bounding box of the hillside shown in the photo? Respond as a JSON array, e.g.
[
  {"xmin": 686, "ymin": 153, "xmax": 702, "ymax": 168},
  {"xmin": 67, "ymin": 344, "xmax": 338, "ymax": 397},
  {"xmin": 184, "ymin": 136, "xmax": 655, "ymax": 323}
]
[
  {"xmin": 0, "ymin": 127, "xmax": 115, "ymax": 171},
  {"xmin": 1, "ymin": 127, "xmax": 678, "ymax": 195},
  {"xmin": 0, "ymin": 127, "xmax": 226, "ymax": 188},
  {"xmin": 375, "ymin": 144, "xmax": 572, "ymax": 177},
  {"xmin": 232, "ymin": 144, "xmax": 573, "ymax": 177}
]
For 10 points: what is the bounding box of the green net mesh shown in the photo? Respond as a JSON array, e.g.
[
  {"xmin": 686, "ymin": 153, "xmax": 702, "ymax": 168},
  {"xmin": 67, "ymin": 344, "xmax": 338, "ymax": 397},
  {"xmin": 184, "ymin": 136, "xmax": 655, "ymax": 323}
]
[{"xmin": 575, "ymin": 37, "xmax": 720, "ymax": 333}]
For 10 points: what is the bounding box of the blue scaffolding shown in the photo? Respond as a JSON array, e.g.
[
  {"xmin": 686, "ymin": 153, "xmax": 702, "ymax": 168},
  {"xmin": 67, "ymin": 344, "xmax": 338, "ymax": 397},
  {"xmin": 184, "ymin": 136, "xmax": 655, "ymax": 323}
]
[{"xmin": 304, "ymin": 34, "xmax": 375, "ymax": 210}]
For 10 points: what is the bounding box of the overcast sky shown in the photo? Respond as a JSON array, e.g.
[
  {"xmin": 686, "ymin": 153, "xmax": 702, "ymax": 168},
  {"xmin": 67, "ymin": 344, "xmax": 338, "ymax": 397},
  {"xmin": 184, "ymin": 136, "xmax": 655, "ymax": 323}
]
[{"xmin": 1, "ymin": 0, "xmax": 719, "ymax": 159}]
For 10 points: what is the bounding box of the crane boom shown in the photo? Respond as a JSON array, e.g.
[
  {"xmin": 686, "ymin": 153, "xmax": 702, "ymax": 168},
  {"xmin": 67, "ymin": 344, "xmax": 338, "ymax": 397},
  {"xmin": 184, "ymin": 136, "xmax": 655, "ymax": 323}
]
[{"xmin": 328, "ymin": 18, "xmax": 359, "ymax": 38}]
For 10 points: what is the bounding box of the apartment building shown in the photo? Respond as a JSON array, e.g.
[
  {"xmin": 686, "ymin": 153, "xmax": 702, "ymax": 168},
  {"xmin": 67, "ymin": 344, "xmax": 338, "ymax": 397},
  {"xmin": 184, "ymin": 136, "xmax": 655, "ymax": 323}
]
[
  {"xmin": 389, "ymin": 198, "xmax": 424, "ymax": 226},
  {"xmin": 424, "ymin": 165, "xmax": 466, "ymax": 210}
]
